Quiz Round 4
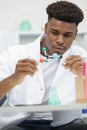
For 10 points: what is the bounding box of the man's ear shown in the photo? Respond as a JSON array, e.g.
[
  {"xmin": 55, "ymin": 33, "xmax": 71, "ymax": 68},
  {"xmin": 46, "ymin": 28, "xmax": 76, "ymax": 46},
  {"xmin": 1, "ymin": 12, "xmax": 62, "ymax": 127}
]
[
  {"xmin": 74, "ymin": 28, "xmax": 78, "ymax": 40},
  {"xmin": 44, "ymin": 23, "xmax": 48, "ymax": 34}
]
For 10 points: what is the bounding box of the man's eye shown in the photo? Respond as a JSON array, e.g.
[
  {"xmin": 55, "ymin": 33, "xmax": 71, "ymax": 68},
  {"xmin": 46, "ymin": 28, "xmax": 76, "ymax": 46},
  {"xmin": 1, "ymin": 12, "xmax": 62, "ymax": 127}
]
[
  {"xmin": 64, "ymin": 34, "xmax": 73, "ymax": 37},
  {"xmin": 52, "ymin": 31, "xmax": 58, "ymax": 35}
]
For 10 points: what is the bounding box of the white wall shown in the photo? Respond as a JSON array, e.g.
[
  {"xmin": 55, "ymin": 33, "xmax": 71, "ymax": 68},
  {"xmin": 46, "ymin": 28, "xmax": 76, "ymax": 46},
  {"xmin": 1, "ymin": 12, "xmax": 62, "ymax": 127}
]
[
  {"xmin": 0, "ymin": 32, "xmax": 19, "ymax": 52},
  {"xmin": 0, "ymin": 0, "xmax": 87, "ymax": 33}
]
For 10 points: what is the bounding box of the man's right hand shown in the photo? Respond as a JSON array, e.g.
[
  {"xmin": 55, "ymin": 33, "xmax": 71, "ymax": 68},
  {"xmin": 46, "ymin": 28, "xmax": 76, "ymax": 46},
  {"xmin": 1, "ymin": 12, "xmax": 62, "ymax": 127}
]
[{"xmin": 12, "ymin": 58, "xmax": 38, "ymax": 85}]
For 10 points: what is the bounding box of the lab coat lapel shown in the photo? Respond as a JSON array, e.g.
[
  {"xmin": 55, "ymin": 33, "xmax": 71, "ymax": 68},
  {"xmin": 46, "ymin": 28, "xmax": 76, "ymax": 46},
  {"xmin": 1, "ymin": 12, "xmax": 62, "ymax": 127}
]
[
  {"xmin": 36, "ymin": 63, "xmax": 45, "ymax": 89},
  {"xmin": 52, "ymin": 48, "xmax": 72, "ymax": 85},
  {"xmin": 52, "ymin": 58, "xmax": 64, "ymax": 84},
  {"xmin": 27, "ymin": 35, "xmax": 45, "ymax": 89}
]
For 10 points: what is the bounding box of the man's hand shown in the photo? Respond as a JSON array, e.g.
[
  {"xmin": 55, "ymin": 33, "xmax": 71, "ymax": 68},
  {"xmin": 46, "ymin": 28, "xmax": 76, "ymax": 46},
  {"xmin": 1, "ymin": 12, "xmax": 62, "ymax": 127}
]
[
  {"xmin": 62, "ymin": 55, "xmax": 83, "ymax": 76},
  {"xmin": 12, "ymin": 58, "xmax": 38, "ymax": 85}
]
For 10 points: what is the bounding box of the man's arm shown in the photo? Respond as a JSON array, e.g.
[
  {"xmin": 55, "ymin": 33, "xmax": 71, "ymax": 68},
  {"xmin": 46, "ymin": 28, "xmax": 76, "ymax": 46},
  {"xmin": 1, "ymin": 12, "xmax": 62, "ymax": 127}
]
[
  {"xmin": 0, "ymin": 74, "xmax": 18, "ymax": 99},
  {"xmin": 0, "ymin": 58, "xmax": 38, "ymax": 99}
]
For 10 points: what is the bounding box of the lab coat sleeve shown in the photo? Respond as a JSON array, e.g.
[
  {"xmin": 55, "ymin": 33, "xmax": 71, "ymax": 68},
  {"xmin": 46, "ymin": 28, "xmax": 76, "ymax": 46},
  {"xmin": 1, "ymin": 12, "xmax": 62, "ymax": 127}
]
[{"xmin": 0, "ymin": 49, "xmax": 12, "ymax": 81}]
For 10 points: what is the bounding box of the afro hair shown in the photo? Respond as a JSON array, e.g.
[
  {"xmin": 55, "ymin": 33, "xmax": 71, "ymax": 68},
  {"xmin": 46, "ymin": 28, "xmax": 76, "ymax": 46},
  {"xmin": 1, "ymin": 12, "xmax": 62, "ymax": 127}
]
[{"xmin": 46, "ymin": 1, "xmax": 84, "ymax": 26}]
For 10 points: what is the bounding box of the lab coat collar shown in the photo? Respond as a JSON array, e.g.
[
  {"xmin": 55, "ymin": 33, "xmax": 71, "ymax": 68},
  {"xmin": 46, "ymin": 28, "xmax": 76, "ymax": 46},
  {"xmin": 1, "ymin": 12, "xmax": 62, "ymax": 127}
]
[
  {"xmin": 53, "ymin": 45, "xmax": 75, "ymax": 86},
  {"xmin": 27, "ymin": 33, "xmax": 43, "ymax": 61}
]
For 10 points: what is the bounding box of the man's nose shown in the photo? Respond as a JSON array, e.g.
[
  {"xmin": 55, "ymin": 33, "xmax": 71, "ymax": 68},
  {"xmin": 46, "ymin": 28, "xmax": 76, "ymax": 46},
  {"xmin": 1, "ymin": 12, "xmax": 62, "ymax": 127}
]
[{"xmin": 56, "ymin": 35, "xmax": 64, "ymax": 44}]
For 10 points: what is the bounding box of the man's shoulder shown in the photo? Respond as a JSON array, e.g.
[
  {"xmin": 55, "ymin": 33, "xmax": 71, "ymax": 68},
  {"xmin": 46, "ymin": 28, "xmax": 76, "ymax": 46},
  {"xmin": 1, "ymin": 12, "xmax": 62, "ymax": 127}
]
[
  {"xmin": 71, "ymin": 45, "xmax": 84, "ymax": 50},
  {"xmin": 7, "ymin": 44, "xmax": 27, "ymax": 50},
  {"xmin": 5, "ymin": 43, "xmax": 34, "ymax": 53},
  {"xmin": 70, "ymin": 45, "xmax": 86, "ymax": 52},
  {"xmin": 70, "ymin": 45, "xmax": 87, "ymax": 56},
  {"xmin": 0, "ymin": 44, "xmax": 29, "ymax": 58}
]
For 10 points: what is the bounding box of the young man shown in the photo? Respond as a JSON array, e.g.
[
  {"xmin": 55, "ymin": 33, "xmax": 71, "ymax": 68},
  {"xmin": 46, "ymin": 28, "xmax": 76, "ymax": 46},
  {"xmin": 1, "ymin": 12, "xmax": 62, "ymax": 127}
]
[{"xmin": 0, "ymin": 1, "xmax": 87, "ymax": 130}]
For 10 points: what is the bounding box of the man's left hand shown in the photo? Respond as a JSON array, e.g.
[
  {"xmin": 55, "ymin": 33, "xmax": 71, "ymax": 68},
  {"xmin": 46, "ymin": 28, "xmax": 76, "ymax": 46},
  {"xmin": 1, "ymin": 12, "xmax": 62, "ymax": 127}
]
[{"xmin": 62, "ymin": 55, "xmax": 83, "ymax": 76}]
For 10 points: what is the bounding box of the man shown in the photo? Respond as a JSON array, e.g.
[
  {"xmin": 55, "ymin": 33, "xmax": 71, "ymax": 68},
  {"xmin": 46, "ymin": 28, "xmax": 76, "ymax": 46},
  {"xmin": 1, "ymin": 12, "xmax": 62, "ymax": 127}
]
[{"xmin": 0, "ymin": 1, "xmax": 87, "ymax": 130}]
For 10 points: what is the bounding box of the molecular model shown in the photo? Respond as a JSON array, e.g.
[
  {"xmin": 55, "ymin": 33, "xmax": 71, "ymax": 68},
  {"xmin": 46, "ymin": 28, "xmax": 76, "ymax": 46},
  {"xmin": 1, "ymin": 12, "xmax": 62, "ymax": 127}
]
[{"xmin": 40, "ymin": 47, "xmax": 62, "ymax": 63}]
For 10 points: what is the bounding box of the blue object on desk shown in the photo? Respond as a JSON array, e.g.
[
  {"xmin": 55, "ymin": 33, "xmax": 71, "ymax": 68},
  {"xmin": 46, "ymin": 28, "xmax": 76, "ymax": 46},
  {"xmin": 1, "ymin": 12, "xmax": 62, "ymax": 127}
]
[{"xmin": 82, "ymin": 109, "xmax": 87, "ymax": 113}]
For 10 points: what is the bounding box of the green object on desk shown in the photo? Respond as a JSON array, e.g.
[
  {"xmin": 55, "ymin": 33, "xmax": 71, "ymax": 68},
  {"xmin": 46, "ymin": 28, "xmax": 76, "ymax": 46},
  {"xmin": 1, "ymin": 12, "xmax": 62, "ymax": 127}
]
[
  {"xmin": 19, "ymin": 20, "xmax": 32, "ymax": 31},
  {"xmin": 48, "ymin": 86, "xmax": 61, "ymax": 105}
]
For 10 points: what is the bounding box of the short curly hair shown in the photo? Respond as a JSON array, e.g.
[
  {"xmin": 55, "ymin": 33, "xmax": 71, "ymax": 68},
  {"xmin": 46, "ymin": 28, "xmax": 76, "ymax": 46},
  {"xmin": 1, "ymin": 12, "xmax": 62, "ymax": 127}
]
[{"xmin": 46, "ymin": 0, "xmax": 84, "ymax": 26}]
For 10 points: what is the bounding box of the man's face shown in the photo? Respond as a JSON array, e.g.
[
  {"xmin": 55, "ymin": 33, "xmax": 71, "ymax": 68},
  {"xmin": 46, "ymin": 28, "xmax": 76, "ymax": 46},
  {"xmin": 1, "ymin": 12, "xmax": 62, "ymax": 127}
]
[{"xmin": 44, "ymin": 18, "xmax": 77, "ymax": 55}]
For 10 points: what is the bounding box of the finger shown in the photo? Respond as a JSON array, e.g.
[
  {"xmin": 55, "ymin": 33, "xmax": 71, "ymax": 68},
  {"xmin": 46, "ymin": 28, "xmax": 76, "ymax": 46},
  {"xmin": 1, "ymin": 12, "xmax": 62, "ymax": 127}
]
[
  {"xmin": 69, "ymin": 64, "xmax": 83, "ymax": 75},
  {"xmin": 17, "ymin": 71, "xmax": 35, "ymax": 77},
  {"xmin": 63, "ymin": 59, "xmax": 82, "ymax": 70},
  {"xmin": 64, "ymin": 56, "xmax": 82, "ymax": 67},
  {"xmin": 17, "ymin": 58, "xmax": 38, "ymax": 71},
  {"xmin": 70, "ymin": 61, "xmax": 82, "ymax": 69},
  {"xmin": 17, "ymin": 62, "xmax": 38, "ymax": 71},
  {"xmin": 65, "ymin": 55, "xmax": 81, "ymax": 61},
  {"xmin": 18, "ymin": 58, "xmax": 38, "ymax": 66},
  {"xmin": 67, "ymin": 60, "xmax": 82, "ymax": 68},
  {"xmin": 16, "ymin": 67, "xmax": 36, "ymax": 76}
]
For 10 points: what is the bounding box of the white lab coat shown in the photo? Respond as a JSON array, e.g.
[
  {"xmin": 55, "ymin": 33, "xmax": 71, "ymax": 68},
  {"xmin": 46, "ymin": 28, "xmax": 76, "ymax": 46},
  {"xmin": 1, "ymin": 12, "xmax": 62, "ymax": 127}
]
[{"xmin": 0, "ymin": 34, "xmax": 87, "ymax": 128}]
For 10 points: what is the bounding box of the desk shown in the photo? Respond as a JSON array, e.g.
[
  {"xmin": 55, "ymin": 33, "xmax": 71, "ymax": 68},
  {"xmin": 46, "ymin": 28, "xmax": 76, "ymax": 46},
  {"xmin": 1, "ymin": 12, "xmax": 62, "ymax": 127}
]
[{"xmin": 0, "ymin": 103, "xmax": 87, "ymax": 113}]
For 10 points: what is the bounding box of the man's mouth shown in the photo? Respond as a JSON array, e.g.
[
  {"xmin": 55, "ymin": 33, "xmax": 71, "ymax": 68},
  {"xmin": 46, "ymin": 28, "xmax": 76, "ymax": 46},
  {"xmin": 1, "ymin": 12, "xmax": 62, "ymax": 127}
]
[{"xmin": 52, "ymin": 46, "xmax": 65, "ymax": 54}]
